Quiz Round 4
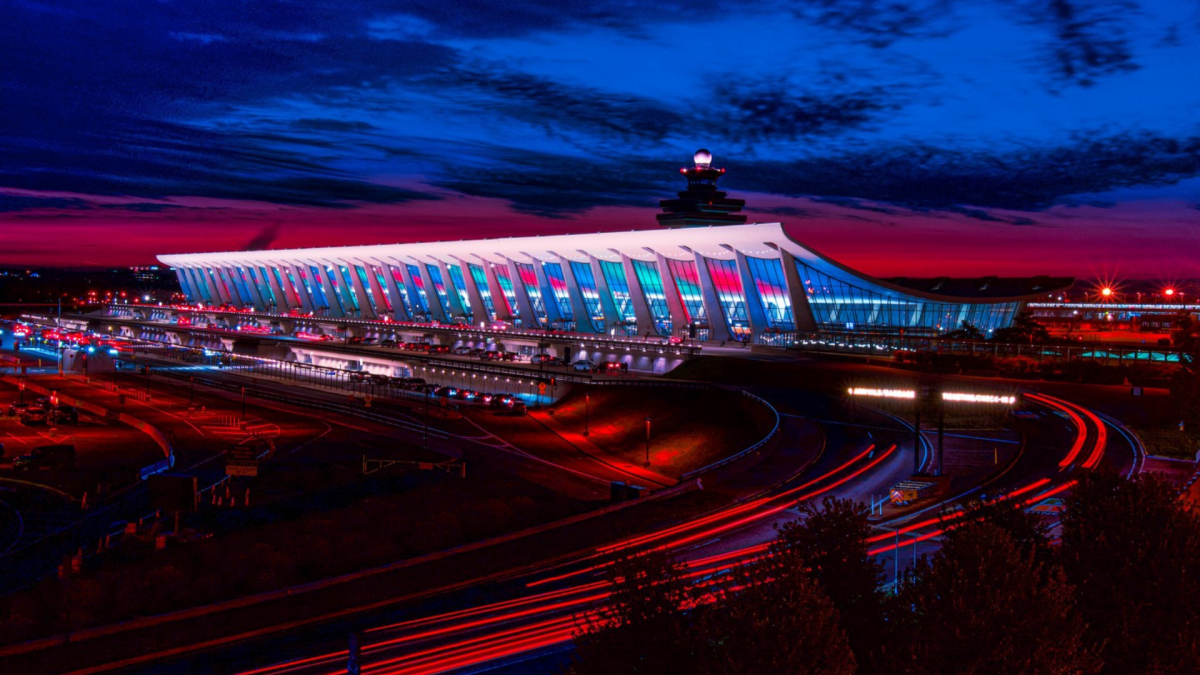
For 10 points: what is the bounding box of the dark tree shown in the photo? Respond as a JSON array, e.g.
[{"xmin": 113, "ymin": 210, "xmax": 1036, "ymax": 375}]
[
  {"xmin": 943, "ymin": 320, "xmax": 985, "ymax": 340},
  {"xmin": 959, "ymin": 496, "xmax": 1055, "ymax": 568},
  {"xmin": 992, "ymin": 311, "xmax": 1051, "ymax": 345},
  {"xmin": 772, "ymin": 497, "xmax": 888, "ymax": 672},
  {"xmin": 694, "ymin": 560, "xmax": 855, "ymax": 675},
  {"xmin": 898, "ymin": 522, "xmax": 1099, "ymax": 675},
  {"xmin": 567, "ymin": 551, "xmax": 694, "ymax": 675},
  {"xmin": 1060, "ymin": 472, "xmax": 1200, "ymax": 674},
  {"xmin": 1170, "ymin": 312, "xmax": 1200, "ymax": 432}
]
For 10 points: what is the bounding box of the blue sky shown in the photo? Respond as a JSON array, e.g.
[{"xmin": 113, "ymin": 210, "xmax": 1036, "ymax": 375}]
[{"xmin": 1, "ymin": 0, "xmax": 1197, "ymax": 278}]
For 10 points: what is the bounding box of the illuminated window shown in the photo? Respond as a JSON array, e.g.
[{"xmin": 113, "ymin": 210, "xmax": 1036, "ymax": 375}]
[
  {"xmin": 371, "ymin": 265, "xmax": 392, "ymax": 312},
  {"xmin": 794, "ymin": 259, "xmax": 1019, "ymax": 334},
  {"xmin": 405, "ymin": 264, "xmax": 430, "ymax": 315},
  {"xmin": 542, "ymin": 262, "xmax": 573, "ymax": 321},
  {"xmin": 387, "ymin": 265, "xmax": 414, "ymax": 316},
  {"xmin": 599, "ymin": 260, "xmax": 634, "ymax": 323},
  {"xmin": 208, "ymin": 268, "xmax": 232, "ymax": 305},
  {"xmin": 632, "ymin": 259, "xmax": 671, "ymax": 335},
  {"xmin": 353, "ymin": 265, "xmax": 377, "ymax": 314},
  {"xmin": 284, "ymin": 268, "xmax": 306, "ymax": 308},
  {"xmin": 304, "ymin": 267, "xmax": 330, "ymax": 310},
  {"xmin": 467, "ymin": 264, "xmax": 496, "ymax": 321},
  {"xmin": 446, "ymin": 264, "xmax": 472, "ymax": 319},
  {"xmin": 745, "ymin": 257, "xmax": 794, "ymax": 330},
  {"xmin": 666, "ymin": 258, "xmax": 705, "ymax": 323},
  {"xmin": 424, "ymin": 264, "xmax": 453, "ymax": 317},
  {"xmin": 568, "ymin": 261, "xmax": 604, "ymax": 331},
  {"xmin": 493, "ymin": 264, "xmax": 519, "ymax": 317},
  {"xmin": 515, "ymin": 262, "xmax": 547, "ymax": 323},
  {"xmin": 250, "ymin": 267, "xmax": 276, "ymax": 307},
  {"xmin": 189, "ymin": 268, "xmax": 211, "ymax": 303},
  {"xmin": 703, "ymin": 258, "xmax": 750, "ymax": 338}
]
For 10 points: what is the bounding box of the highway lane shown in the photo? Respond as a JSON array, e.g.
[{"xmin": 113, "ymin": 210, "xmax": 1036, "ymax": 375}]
[{"xmin": 215, "ymin": 389, "xmax": 1126, "ymax": 675}]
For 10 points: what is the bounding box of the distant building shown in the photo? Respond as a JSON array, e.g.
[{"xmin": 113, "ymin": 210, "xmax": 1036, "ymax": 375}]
[{"xmin": 159, "ymin": 151, "xmax": 1070, "ymax": 341}]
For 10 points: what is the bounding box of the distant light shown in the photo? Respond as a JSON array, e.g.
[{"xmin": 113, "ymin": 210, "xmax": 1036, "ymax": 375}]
[
  {"xmin": 847, "ymin": 387, "xmax": 915, "ymax": 399},
  {"xmin": 943, "ymin": 392, "xmax": 1016, "ymax": 404},
  {"xmin": 143, "ymin": 295, "xmax": 150, "ymax": 301},
  {"xmin": 1165, "ymin": 288, "xmax": 1175, "ymax": 296},
  {"xmin": 1101, "ymin": 287, "xmax": 1113, "ymax": 297},
  {"xmin": 693, "ymin": 148, "xmax": 712, "ymax": 168}
]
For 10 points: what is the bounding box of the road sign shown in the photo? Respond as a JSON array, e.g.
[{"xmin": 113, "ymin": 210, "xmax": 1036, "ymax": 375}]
[{"xmin": 225, "ymin": 443, "xmax": 259, "ymax": 477}]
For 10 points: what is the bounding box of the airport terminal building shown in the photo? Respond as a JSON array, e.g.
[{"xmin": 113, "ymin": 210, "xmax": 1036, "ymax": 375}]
[{"xmin": 159, "ymin": 152, "xmax": 1069, "ymax": 342}]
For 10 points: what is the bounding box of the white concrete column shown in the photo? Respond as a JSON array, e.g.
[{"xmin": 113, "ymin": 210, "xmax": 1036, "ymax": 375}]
[
  {"xmin": 436, "ymin": 259, "xmax": 468, "ymax": 319},
  {"xmin": 505, "ymin": 258, "xmax": 538, "ymax": 326},
  {"xmin": 458, "ymin": 258, "xmax": 490, "ymax": 324},
  {"xmin": 779, "ymin": 250, "xmax": 818, "ymax": 331},
  {"xmin": 588, "ymin": 255, "xmax": 621, "ymax": 334},
  {"xmin": 619, "ymin": 253, "xmax": 658, "ymax": 337},
  {"xmin": 691, "ymin": 252, "xmax": 732, "ymax": 342},
  {"xmin": 656, "ymin": 253, "xmax": 688, "ymax": 337},
  {"xmin": 734, "ymin": 251, "xmax": 770, "ymax": 336},
  {"xmin": 416, "ymin": 260, "xmax": 449, "ymax": 322},
  {"xmin": 553, "ymin": 253, "xmax": 599, "ymax": 334},
  {"xmin": 344, "ymin": 260, "xmax": 377, "ymax": 319}
]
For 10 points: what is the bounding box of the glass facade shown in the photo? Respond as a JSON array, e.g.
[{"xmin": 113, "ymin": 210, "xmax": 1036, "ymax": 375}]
[
  {"xmin": 304, "ymin": 267, "xmax": 330, "ymax": 310},
  {"xmin": 493, "ymin": 264, "xmax": 518, "ymax": 318},
  {"xmin": 190, "ymin": 268, "xmax": 211, "ymax": 303},
  {"xmin": 447, "ymin": 264, "xmax": 473, "ymax": 319},
  {"xmin": 387, "ymin": 265, "xmax": 413, "ymax": 316},
  {"xmin": 745, "ymin": 257, "xmax": 795, "ymax": 330},
  {"xmin": 468, "ymin": 264, "xmax": 497, "ymax": 321},
  {"xmin": 599, "ymin": 260, "xmax": 634, "ymax": 324},
  {"xmin": 425, "ymin": 264, "xmax": 452, "ymax": 317},
  {"xmin": 515, "ymin": 262, "xmax": 547, "ymax": 324},
  {"xmin": 354, "ymin": 265, "xmax": 377, "ymax": 314},
  {"xmin": 666, "ymin": 258, "xmax": 706, "ymax": 324},
  {"xmin": 371, "ymin": 265, "xmax": 393, "ymax": 312},
  {"xmin": 284, "ymin": 268, "xmax": 305, "ymax": 308},
  {"xmin": 249, "ymin": 267, "xmax": 276, "ymax": 307},
  {"xmin": 631, "ymin": 259, "xmax": 671, "ymax": 335},
  {"xmin": 335, "ymin": 266, "xmax": 360, "ymax": 313},
  {"xmin": 209, "ymin": 268, "xmax": 231, "ymax": 304},
  {"xmin": 794, "ymin": 259, "xmax": 1019, "ymax": 334},
  {"xmin": 569, "ymin": 261, "xmax": 604, "ymax": 331},
  {"xmin": 405, "ymin": 264, "xmax": 430, "ymax": 315},
  {"xmin": 542, "ymin": 262, "xmax": 574, "ymax": 323},
  {"xmin": 704, "ymin": 258, "xmax": 751, "ymax": 339}
]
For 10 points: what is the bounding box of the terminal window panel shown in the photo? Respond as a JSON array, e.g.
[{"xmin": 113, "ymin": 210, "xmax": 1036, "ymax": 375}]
[
  {"xmin": 598, "ymin": 260, "xmax": 635, "ymax": 323},
  {"xmin": 631, "ymin": 259, "xmax": 671, "ymax": 335},
  {"xmin": 249, "ymin": 267, "xmax": 277, "ymax": 307},
  {"xmin": 285, "ymin": 268, "xmax": 309, "ymax": 308},
  {"xmin": 387, "ymin": 266, "xmax": 414, "ymax": 315},
  {"xmin": 405, "ymin": 264, "xmax": 431, "ymax": 315},
  {"xmin": 492, "ymin": 265, "xmax": 519, "ymax": 317},
  {"xmin": 568, "ymin": 261, "xmax": 604, "ymax": 331},
  {"xmin": 189, "ymin": 269, "xmax": 211, "ymax": 303},
  {"xmin": 336, "ymin": 266, "xmax": 361, "ymax": 312},
  {"xmin": 514, "ymin": 263, "xmax": 547, "ymax": 322},
  {"xmin": 446, "ymin": 264, "xmax": 473, "ymax": 317},
  {"xmin": 207, "ymin": 268, "xmax": 231, "ymax": 305},
  {"xmin": 353, "ymin": 265, "xmax": 378, "ymax": 314},
  {"xmin": 233, "ymin": 268, "xmax": 256, "ymax": 306},
  {"xmin": 370, "ymin": 265, "xmax": 393, "ymax": 312},
  {"xmin": 175, "ymin": 269, "xmax": 196, "ymax": 302},
  {"xmin": 746, "ymin": 257, "xmax": 795, "ymax": 330},
  {"xmin": 666, "ymin": 258, "xmax": 706, "ymax": 323},
  {"xmin": 424, "ymin": 264, "xmax": 453, "ymax": 316},
  {"xmin": 225, "ymin": 268, "xmax": 249, "ymax": 305},
  {"xmin": 467, "ymin": 264, "xmax": 497, "ymax": 321},
  {"xmin": 305, "ymin": 267, "xmax": 332, "ymax": 310},
  {"xmin": 703, "ymin": 258, "xmax": 750, "ymax": 337},
  {"xmin": 541, "ymin": 262, "xmax": 574, "ymax": 321},
  {"xmin": 274, "ymin": 267, "xmax": 300, "ymax": 308},
  {"xmin": 794, "ymin": 261, "xmax": 1018, "ymax": 334}
]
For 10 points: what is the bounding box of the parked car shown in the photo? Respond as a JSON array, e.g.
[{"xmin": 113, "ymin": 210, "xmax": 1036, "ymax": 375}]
[
  {"xmin": 544, "ymin": 357, "xmax": 568, "ymax": 367},
  {"xmin": 7, "ymin": 401, "xmax": 31, "ymax": 418},
  {"xmin": 50, "ymin": 405, "xmax": 78, "ymax": 425},
  {"xmin": 429, "ymin": 345, "xmax": 451, "ymax": 354},
  {"xmin": 571, "ymin": 359, "xmax": 596, "ymax": 372},
  {"xmin": 13, "ymin": 444, "xmax": 76, "ymax": 470},
  {"xmin": 530, "ymin": 353, "xmax": 552, "ymax": 364},
  {"xmin": 380, "ymin": 339, "xmax": 397, "ymax": 348},
  {"xmin": 453, "ymin": 346, "xmax": 473, "ymax": 355},
  {"xmin": 19, "ymin": 407, "xmax": 49, "ymax": 426},
  {"xmin": 509, "ymin": 400, "xmax": 528, "ymax": 416},
  {"xmin": 434, "ymin": 386, "xmax": 458, "ymax": 398}
]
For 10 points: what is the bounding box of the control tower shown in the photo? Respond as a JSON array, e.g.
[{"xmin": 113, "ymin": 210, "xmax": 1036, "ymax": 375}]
[{"xmin": 656, "ymin": 149, "xmax": 747, "ymax": 228}]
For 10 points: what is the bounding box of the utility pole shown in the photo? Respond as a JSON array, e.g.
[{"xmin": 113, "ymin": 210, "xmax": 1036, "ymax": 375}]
[{"xmin": 643, "ymin": 416, "xmax": 652, "ymax": 467}]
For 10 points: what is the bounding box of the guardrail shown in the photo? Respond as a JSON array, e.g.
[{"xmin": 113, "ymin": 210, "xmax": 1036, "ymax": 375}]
[{"xmin": 681, "ymin": 390, "xmax": 781, "ymax": 480}]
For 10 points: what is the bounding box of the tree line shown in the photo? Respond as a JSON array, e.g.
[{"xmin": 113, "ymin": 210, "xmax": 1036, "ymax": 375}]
[{"xmin": 566, "ymin": 472, "xmax": 1200, "ymax": 675}]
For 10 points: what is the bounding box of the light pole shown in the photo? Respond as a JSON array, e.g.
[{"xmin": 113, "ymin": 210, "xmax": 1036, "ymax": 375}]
[
  {"xmin": 189, "ymin": 376, "xmax": 195, "ymax": 405},
  {"xmin": 240, "ymin": 386, "xmax": 247, "ymax": 422},
  {"xmin": 583, "ymin": 391, "xmax": 590, "ymax": 437},
  {"xmin": 643, "ymin": 416, "xmax": 652, "ymax": 467}
]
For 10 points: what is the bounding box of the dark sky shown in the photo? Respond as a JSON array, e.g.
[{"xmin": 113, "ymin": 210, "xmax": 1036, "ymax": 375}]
[{"xmin": 2, "ymin": 0, "xmax": 1198, "ymax": 279}]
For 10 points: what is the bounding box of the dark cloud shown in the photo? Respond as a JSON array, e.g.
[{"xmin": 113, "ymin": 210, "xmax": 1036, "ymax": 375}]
[
  {"xmin": 791, "ymin": 0, "xmax": 956, "ymax": 47},
  {"xmin": 710, "ymin": 84, "xmax": 893, "ymax": 140},
  {"xmin": 243, "ymin": 222, "xmax": 283, "ymax": 251},
  {"xmin": 445, "ymin": 68, "xmax": 684, "ymax": 142},
  {"xmin": 1006, "ymin": 0, "xmax": 1140, "ymax": 86},
  {"xmin": 98, "ymin": 203, "xmax": 188, "ymax": 213},
  {"xmin": 731, "ymin": 131, "xmax": 1200, "ymax": 212},
  {"xmin": 292, "ymin": 118, "xmax": 378, "ymax": 133},
  {"xmin": 0, "ymin": 195, "xmax": 92, "ymax": 213}
]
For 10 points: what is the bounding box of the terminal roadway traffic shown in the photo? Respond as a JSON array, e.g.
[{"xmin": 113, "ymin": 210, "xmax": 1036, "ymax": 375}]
[{"xmin": 198, "ymin": 389, "xmax": 1130, "ymax": 675}]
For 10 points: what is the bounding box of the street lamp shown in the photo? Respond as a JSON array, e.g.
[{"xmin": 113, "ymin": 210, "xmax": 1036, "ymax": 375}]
[
  {"xmin": 643, "ymin": 416, "xmax": 652, "ymax": 467},
  {"xmin": 583, "ymin": 390, "xmax": 590, "ymax": 437}
]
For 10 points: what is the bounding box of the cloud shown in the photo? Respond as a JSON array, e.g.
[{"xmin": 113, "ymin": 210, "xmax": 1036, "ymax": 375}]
[
  {"xmin": 0, "ymin": 195, "xmax": 92, "ymax": 212},
  {"xmin": 292, "ymin": 118, "xmax": 378, "ymax": 133},
  {"xmin": 710, "ymin": 84, "xmax": 893, "ymax": 140},
  {"xmin": 1006, "ymin": 0, "xmax": 1141, "ymax": 86},
  {"xmin": 243, "ymin": 222, "xmax": 283, "ymax": 250}
]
